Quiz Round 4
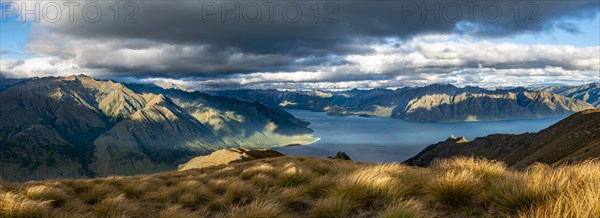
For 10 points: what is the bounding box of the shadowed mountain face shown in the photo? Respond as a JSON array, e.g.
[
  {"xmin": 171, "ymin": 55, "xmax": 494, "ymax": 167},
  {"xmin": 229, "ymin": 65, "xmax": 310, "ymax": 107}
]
[
  {"xmin": 405, "ymin": 109, "xmax": 600, "ymax": 168},
  {"xmin": 210, "ymin": 84, "xmax": 594, "ymax": 122},
  {"xmin": 0, "ymin": 75, "xmax": 314, "ymax": 181}
]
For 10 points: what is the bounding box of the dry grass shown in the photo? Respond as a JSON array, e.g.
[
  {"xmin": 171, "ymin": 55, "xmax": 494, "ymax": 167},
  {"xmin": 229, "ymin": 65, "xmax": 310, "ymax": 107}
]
[
  {"xmin": 311, "ymin": 195, "xmax": 355, "ymax": 218},
  {"xmin": 426, "ymin": 169, "xmax": 482, "ymax": 207},
  {"xmin": 432, "ymin": 156, "xmax": 506, "ymax": 180},
  {"xmin": 0, "ymin": 156, "xmax": 598, "ymax": 217},
  {"xmin": 0, "ymin": 191, "xmax": 52, "ymax": 218},
  {"xmin": 226, "ymin": 200, "xmax": 289, "ymax": 218},
  {"xmin": 378, "ymin": 199, "xmax": 424, "ymax": 218}
]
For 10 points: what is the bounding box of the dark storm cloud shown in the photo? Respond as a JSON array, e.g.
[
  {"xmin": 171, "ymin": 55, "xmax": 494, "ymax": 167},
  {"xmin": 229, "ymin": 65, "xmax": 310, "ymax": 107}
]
[
  {"xmin": 1, "ymin": 0, "xmax": 597, "ymax": 84},
  {"xmin": 41, "ymin": 0, "xmax": 598, "ymax": 53}
]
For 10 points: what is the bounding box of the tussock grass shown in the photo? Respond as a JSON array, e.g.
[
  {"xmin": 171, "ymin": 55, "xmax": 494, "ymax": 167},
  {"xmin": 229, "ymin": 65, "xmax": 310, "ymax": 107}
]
[
  {"xmin": 433, "ymin": 156, "xmax": 506, "ymax": 180},
  {"xmin": 0, "ymin": 156, "xmax": 598, "ymax": 217},
  {"xmin": 277, "ymin": 187, "xmax": 310, "ymax": 211},
  {"xmin": 96, "ymin": 194, "xmax": 141, "ymax": 217},
  {"xmin": 222, "ymin": 181, "xmax": 256, "ymax": 205},
  {"xmin": 0, "ymin": 191, "xmax": 52, "ymax": 218},
  {"xmin": 311, "ymin": 195, "xmax": 355, "ymax": 218},
  {"xmin": 426, "ymin": 169, "xmax": 482, "ymax": 207},
  {"xmin": 240, "ymin": 163, "xmax": 274, "ymax": 180},
  {"xmin": 159, "ymin": 205, "xmax": 199, "ymax": 218},
  {"xmin": 277, "ymin": 162, "xmax": 312, "ymax": 187},
  {"xmin": 488, "ymin": 173, "xmax": 546, "ymax": 213},
  {"xmin": 226, "ymin": 200, "xmax": 289, "ymax": 218},
  {"xmin": 516, "ymin": 160, "xmax": 600, "ymax": 218},
  {"xmin": 378, "ymin": 199, "xmax": 424, "ymax": 218},
  {"xmin": 24, "ymin": 185, "xmax": 69, "ymax": 207},
  {"xmin": 80, "ymin": 183, "xmax": 118, "ymax": 204}
]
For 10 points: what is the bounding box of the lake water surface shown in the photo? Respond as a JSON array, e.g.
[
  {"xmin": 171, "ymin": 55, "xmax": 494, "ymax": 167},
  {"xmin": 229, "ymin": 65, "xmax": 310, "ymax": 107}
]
[{"xmin": 273, "ymin": 110, "xmax": 566, "ymax": 162}]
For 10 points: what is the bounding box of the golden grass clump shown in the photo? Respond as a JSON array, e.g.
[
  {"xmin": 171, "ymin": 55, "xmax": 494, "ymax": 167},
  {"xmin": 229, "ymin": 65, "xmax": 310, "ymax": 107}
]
[
  {"xmin": 426, "ymin": 169, "xmax": 482, "ymax": 207},
  {"xmin": 222, "ymin": 181, "xmax": 257, "ymax": 205},
  {"xmin": 332, "ymin": 164, "xmax": 408, "ymax": 208},
  {"xmin": 248, "ymin": 173, "xmax": 276, "ymax": 188},
  {"xmin": 488, "ymin": 173, "xmax": 546, "ymax": 213},
  {"xmin": 240, "ymin": 163, "xmax": 274, "ymax": 180},
  {"xmin": 159, "ymin": 205, "xmax": 199, "ymax": 218},
  {"xmin": 378, "ymin": 199, "xmax": 424, "ymax": 218},
  {"xmin": 96, "ymin": 194, "xmax": 141, "ymax": 217},
  {"xmin": 347, "ymin": 164, "xmax": 406, "ymax": 190},
  {"xmin": 80, "ymin": 183, "xmax": 119, "ymax": 204},
  {"xmin": 24, "ymin": 185, "xmax": 69, "ymax": 207},
  {"xmin": 226, "ymin": 200, "xmax": 289, "ymax": 218},
  {"xmin": 311, "ymin": 195, "xmax": 355, "ymax": 218},
  {"xmin": 276, "ymin": 187, "xmax": 310, "ymax": 212},
  {"xmin": 303, "ymin": 176, "xmax": 335, "ymax": 199},
  {"xmin": 432, "ymin": 156, "xmax": 506, "ymax": 179},
  {"xmin": 515, "ymin": 160, "xmax": 600, "ymax": 218},
  {"xmin": 277, "ymin": 162, "xmax": 312, "ymax": 187},
  {"xmin": 0, "ymin": 191, "xmax": 52, "ymax": 218}
]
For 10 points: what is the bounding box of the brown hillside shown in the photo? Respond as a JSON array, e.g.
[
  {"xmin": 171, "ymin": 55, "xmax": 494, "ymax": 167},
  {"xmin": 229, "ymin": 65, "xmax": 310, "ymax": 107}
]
[{"xmin": 405, "ymin": 109, "xmax": 600, "ymax": 167}]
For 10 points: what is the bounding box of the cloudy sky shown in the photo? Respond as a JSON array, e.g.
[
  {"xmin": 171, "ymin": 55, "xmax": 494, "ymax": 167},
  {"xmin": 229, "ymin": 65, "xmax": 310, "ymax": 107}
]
[{"xmin": 1, "ymin": 0, "xmax": 599, "ymax": 88}]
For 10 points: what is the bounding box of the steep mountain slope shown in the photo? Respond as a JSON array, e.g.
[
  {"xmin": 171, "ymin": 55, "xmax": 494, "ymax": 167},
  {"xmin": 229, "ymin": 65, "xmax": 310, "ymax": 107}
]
[
  {"xmin": 126, "ymin": 84, "xmax": 316, "ymax": 148},
  {"xmin": 543, "ymin": 83, "xmax": 600, "ymax": 107},
  {"xmin": 0, "ymin": 76, "xmax": 26, "ymax": 93},
  {"xmin": 0, "ymin": 75, "xmax": 314, "ymax": 181},
  {"xmin": 211, "ymin": 84, "xmax": 594, "ymax": 121},
  {"xmin": 91, "ymin": 93, "xmax": 229, "ymax": 176},
  {"xmin": 405, "ymin": 109, "xmax": 600, "ymax": 167}
]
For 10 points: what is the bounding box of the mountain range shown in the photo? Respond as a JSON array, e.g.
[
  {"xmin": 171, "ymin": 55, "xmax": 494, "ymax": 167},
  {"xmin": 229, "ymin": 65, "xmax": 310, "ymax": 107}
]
[
  {"xmin": 210, "ymin": 83, "xmax": 596, "ymax": 121},
  {"xmin": 1, "ymin": 76, "xmax": 597, "ymax": 181},
  {"xmin": 405, "ymin": 109, "xmax": 600, "ymax": 168},
  {"xmin": 0, "ymin": 75, "xmax": 315, "ymax": 181},
  {"xmin": 533, "ymin": 82, "xmax": 600, "ymax": 107}
]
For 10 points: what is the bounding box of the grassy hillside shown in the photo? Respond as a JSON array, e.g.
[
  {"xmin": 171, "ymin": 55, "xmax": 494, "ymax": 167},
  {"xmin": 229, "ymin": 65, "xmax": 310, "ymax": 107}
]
[{"xmin": 1, "ymin": 156, "xmax": 599, "ymax": 218}]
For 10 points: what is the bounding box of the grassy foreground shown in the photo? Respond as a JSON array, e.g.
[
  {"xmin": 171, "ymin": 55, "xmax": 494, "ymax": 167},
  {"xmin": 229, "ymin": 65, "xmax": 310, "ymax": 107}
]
[{"xmin": 1, "ymin": 156, "xmax": 599, "ymax": 218}]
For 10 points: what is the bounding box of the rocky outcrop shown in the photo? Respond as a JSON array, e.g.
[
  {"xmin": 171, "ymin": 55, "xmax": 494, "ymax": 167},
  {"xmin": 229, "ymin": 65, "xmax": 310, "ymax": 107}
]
[
  {"xmin": 178, "ymin": 148, "xmax": 284, "ymax": 171},
  {"xmin": 328, "ymin": 151, "xmax": 352, "ymax": 160},
  {"xmin": 405, "ymin": 109, "xmax": 600, "ymax": 167}
]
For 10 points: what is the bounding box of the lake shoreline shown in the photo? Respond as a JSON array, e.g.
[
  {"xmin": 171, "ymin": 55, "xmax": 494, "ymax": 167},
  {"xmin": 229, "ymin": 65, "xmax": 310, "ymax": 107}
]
[{"xmin": 275, "ymin": 109, "xmax": 566, "ymax": 163}]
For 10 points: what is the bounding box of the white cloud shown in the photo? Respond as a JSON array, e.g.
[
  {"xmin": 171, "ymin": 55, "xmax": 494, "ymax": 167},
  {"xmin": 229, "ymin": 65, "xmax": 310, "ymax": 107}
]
[
  {"xmin": 346, "ymin": 37, "xmax": 600, "ymax": 74},
  {"xmin": 0, "ymin": 57, "xmax": 93, "ymax": 78},
  {"xmin": 2, "ymin": 35, "xmax": 598, "ymax": 88}
]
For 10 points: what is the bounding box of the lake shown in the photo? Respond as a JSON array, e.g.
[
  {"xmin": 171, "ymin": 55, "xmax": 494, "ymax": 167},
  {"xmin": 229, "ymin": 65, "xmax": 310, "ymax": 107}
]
[{"xmin": 273, "ymin": 109, "xmax": 566, "ymax": 163}]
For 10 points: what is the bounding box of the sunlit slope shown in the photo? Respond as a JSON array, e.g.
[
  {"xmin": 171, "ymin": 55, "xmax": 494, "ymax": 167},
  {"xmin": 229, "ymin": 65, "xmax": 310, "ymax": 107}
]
[
  {"xmin": 546, "ymin": 82, "xmax": 600, "ymax": 107},
  {"xmin": 126, "ymin": 83, "xmax": 317, "ymax": 148},
  {"xmin": 0, "ymin": 75, "xmax": 314, "ymax": 180}
]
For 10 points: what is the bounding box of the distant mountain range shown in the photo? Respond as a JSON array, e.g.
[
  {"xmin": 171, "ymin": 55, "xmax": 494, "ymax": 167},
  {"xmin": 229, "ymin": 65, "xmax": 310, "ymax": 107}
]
[
  {"xmin": 0, "ymin": 75, "xmax": 315, "ymax": 181},
  {"xmin": 533, "ymin": 83, "xmax": 600, "ymax": 107},
  {"xmin": 211, "ymin": 83, "xmax": 596, "ymax": 122},
  {"xmin": 405, "ymin": 109, "xmax": 600, "ymax": 167}
]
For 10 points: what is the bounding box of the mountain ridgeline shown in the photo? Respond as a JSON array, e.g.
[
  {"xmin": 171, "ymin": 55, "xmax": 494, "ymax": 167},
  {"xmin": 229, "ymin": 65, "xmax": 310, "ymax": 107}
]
[
  {"xmin": 0, "ymin": 75, "xmax": 315, "ymax": 181},
  {"xmin": 210, "ymin": 84, "xmax": 596, "ymax": 122},
  {"xmin": 535, "ymin": 82, "xmax": 600, "ymax": 107},
  {"xmin": 405, "ymin": 109, "xmax": 600, "ymax": 168}
]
